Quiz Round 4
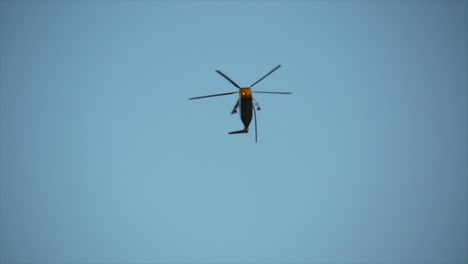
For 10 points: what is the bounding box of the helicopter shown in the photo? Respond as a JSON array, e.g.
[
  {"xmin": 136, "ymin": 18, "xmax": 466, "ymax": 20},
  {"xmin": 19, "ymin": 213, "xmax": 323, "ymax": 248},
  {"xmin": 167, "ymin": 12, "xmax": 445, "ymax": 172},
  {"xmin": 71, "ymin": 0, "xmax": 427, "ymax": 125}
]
[{"xmin": 189, "ymin": 64, "xmax": 291, "ymax": 142}]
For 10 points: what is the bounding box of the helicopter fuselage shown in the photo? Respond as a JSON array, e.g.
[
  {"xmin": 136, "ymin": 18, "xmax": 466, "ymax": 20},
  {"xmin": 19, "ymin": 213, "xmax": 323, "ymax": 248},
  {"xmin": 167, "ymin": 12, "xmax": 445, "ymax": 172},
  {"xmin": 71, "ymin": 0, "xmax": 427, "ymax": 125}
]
[{"xmin": 239, "ymin": 88, "xmax": 253, "ymax": 131}]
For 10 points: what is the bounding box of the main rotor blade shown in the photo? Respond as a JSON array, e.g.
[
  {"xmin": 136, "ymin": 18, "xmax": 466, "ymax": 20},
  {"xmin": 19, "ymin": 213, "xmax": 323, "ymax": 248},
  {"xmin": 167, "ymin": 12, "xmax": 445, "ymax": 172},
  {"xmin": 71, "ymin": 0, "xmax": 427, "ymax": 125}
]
[
  {"xmin": 189, "ymin": 92, "xmax": 237, "ymax": 100},
  {"xmin": 250, "ymin": 64, "xmax": 281, "ymax": 88},
  {"xmin": 215, "ymin": 70, "xmax": 241, "ymax": 89},
  {"xmin": 254, "ymin": 91, "xmax": 292, "ymax": 95}
]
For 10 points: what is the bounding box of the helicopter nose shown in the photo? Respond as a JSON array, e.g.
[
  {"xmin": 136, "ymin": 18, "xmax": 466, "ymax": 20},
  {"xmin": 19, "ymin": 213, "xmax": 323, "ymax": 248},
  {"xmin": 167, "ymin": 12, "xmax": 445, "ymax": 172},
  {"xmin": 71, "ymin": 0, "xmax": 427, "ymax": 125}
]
[{"xmin": 240, "ymin": 88, "xmax": 252, "ymax": 99}]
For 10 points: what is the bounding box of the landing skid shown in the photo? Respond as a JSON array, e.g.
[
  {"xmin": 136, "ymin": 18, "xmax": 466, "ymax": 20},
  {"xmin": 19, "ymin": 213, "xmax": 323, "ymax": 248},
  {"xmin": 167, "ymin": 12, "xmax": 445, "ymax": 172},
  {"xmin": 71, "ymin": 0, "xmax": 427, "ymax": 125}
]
[{"xmin": 253, "ymin": 99, "xmax": 261, "ymax": 111}]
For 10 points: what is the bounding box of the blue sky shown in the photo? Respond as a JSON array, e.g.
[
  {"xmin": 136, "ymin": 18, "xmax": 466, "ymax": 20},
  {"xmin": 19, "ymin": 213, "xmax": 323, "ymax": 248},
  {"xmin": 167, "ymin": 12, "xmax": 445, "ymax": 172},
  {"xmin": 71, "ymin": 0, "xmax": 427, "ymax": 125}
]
[{"xmin": 1, "ymin": 1, "xmax": 467, "ymax": 263}]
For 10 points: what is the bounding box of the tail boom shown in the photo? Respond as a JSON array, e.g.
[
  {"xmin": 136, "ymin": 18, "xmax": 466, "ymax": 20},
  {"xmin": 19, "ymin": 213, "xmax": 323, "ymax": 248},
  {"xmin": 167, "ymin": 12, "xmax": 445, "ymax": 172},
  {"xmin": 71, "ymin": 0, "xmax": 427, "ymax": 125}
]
[{"xmin": 228, "ymin": 128, "xmax": 248, "ymax": 134}]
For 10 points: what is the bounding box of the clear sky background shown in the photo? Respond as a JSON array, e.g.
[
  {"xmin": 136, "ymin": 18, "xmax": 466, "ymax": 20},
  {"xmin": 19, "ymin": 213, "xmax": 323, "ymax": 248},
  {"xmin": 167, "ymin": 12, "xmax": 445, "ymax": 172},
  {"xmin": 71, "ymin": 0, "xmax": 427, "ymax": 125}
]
[{"xmin": 1, "ymin": 1, "xmax": 467, "ymax": 263}]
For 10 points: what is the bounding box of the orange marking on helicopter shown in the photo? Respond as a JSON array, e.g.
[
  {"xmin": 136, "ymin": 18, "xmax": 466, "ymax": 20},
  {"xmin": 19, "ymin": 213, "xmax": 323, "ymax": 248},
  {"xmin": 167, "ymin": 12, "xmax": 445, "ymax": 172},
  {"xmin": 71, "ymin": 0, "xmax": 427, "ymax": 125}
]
[{"xmin": 240, "ymin": 88, "xmax": 252, "ymax": 99}]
